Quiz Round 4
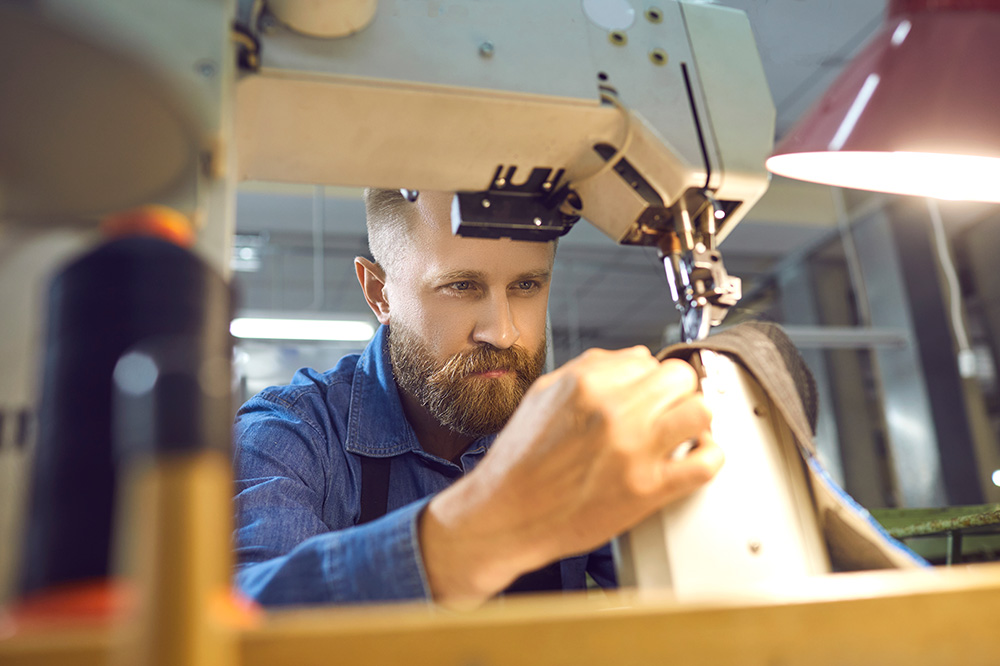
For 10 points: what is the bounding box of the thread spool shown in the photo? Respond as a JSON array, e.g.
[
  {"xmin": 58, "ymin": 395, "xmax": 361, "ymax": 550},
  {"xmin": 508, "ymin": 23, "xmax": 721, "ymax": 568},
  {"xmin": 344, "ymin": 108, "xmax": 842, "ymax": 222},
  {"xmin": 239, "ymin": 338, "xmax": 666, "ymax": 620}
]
[{"xmin": 18, "ymin": 232, "xmax": 231, "ymax": 604}]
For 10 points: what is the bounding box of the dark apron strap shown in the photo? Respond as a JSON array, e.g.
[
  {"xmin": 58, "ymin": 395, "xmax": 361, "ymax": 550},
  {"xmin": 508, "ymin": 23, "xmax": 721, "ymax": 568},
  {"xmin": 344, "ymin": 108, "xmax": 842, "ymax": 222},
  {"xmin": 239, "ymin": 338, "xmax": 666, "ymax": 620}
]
[
  {"xmin": 359, "ymin": 454, "xmax": 564, "ymax": 592},
  {"xmin": 358, "ymin": 456, "xmax": 392, "ymax": 525}
]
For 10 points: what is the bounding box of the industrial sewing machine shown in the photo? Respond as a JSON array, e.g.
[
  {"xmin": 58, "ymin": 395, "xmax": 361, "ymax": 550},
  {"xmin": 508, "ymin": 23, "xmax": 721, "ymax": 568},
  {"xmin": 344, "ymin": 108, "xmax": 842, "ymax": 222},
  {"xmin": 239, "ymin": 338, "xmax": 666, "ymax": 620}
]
[{"xmin": 2, "ymin": 1, "xmax": 998, "ymax": 665}]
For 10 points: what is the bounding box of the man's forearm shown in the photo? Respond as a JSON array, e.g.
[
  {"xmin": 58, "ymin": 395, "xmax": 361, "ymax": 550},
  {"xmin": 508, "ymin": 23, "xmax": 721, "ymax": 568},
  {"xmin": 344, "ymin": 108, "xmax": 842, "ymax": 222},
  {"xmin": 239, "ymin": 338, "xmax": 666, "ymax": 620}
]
[
  {"xmin": 418, "ymin": 476, "xmax": 545, "ymax": 607},
  {"xmin": 238, "ymin": 498, "xmax": 433, "ymax": 606}
]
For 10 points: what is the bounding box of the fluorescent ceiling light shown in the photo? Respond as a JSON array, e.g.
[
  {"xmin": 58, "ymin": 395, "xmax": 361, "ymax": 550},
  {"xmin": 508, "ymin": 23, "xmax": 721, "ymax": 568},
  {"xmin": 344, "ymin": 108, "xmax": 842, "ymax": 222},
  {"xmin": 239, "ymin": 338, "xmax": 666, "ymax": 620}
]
[{"xmin": 231, "ymin": 317, "xmax": 375, "ymax": 341}]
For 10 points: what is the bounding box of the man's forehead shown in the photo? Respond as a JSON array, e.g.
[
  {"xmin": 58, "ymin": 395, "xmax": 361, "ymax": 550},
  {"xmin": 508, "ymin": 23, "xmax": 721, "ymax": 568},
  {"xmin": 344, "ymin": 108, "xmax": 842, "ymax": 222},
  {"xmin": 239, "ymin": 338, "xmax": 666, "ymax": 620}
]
[
  {"xmin": 417, "ymin": 235, "xmax": 555, "ymax": 280},
  {"xmin": 412, "ymin": 191, "xmax": 455, "ymax": 226}
]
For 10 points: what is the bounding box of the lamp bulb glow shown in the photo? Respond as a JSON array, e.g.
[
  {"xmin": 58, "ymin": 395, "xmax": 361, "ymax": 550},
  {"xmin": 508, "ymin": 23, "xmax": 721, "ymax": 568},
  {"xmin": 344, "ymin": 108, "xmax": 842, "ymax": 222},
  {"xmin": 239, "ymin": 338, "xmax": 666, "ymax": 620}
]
[{"xmin": 766, "ymin": 151, "xmax": 1000, "ymax": 203}]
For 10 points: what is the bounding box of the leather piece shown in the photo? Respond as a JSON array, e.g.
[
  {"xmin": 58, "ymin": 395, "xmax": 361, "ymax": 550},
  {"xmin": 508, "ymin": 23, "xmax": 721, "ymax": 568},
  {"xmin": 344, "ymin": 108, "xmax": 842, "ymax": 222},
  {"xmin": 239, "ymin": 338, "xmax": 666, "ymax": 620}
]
[{"xmin": 658, "ymin": 321, "xmax": 925, "ymax": 571}]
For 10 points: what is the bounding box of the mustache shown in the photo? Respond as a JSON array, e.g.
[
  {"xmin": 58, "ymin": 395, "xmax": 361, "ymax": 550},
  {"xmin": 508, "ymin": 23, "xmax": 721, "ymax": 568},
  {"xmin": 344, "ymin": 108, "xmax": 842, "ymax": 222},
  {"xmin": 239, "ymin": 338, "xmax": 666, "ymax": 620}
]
[{"xmin": 437, "ymin": 343, "xmax": 539, "ymax": 380}]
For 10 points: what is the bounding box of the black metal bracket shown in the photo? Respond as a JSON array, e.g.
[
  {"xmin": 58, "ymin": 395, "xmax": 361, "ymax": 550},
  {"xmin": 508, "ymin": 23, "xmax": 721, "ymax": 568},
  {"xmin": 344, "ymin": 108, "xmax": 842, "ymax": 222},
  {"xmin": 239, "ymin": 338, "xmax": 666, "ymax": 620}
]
[{"xmin": 452, "ymin": 166, "xmax": 580, "ymax": 242}]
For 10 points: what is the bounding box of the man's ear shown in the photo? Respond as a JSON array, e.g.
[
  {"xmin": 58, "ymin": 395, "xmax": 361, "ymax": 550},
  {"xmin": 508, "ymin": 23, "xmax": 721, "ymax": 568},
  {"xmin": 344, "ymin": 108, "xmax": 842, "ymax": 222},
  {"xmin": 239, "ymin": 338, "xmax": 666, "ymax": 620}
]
[{"xmin": 355, "ymin": 257, "xmax": 391, "ymax": 325}]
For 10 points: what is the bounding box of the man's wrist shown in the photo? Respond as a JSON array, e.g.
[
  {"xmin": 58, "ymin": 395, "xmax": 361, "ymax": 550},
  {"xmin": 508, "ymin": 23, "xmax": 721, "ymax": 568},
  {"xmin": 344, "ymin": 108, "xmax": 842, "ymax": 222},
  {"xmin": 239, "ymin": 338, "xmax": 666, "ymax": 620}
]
[{"xmin": 417, "ymin": 478, "xmax": 532, "ymax": 607}]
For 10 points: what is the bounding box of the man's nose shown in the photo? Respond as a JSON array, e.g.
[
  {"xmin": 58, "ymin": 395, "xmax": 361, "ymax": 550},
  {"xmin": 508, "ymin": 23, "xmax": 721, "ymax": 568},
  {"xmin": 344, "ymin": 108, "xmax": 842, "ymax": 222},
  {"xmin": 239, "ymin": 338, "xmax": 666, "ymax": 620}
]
[{"xmin": 472, "ymin": 293, "xmax": 519, "ymax": 349}]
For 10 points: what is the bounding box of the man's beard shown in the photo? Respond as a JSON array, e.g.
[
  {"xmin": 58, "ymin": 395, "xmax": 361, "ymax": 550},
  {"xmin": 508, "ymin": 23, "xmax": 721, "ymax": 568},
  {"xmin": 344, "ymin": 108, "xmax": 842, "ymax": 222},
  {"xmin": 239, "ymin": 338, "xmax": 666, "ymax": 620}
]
[{"xmin": 388, "ymin": 322, "xmax": 547, "ymax": 438}]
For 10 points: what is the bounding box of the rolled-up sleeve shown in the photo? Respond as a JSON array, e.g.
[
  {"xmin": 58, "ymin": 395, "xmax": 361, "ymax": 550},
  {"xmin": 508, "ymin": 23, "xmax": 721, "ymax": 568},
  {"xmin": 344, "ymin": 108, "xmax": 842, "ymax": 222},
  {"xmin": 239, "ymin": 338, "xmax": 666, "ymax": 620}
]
[
  {"xmin": 235, "ymin": 496, "xmax": 432, "ymax": 606},
  {"xmin": 233, "ymin": 391, "xmax": 432, "ymax": 606}
]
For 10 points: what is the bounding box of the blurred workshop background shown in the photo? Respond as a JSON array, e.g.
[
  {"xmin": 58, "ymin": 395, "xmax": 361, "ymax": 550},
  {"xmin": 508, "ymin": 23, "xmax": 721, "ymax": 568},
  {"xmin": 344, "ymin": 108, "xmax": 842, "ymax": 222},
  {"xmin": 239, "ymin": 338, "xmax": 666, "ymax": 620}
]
[{"xmin": 2, "ymin": 0, "xmax": 1000, "ymax": 603}]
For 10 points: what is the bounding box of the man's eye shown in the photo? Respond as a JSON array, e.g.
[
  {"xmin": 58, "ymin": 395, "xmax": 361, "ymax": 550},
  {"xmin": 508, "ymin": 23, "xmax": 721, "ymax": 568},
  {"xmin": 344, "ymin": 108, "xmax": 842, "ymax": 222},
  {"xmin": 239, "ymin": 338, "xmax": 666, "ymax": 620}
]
[
  {"xmin": 516, "ymin": 280, "xmax": 538, "ymax": 291},
  {"xmin": 451, "ymin": 281, "xmax": 471, "ymax": 291}
]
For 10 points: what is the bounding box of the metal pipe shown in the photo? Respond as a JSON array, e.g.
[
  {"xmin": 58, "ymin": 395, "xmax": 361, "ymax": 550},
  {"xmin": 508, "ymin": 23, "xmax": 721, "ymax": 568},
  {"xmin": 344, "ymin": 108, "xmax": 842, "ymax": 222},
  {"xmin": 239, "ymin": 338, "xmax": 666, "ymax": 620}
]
[
  {"xmin": 307, "ymin": 185, "xmax": 326, "ymax": 311},
  {"xmin": 267, "ymin": 0, "xmax": 378, "ymax": 38},
  {"xmin": 833, "ymin": 187, "xmax": 873, "ymax": 327}
]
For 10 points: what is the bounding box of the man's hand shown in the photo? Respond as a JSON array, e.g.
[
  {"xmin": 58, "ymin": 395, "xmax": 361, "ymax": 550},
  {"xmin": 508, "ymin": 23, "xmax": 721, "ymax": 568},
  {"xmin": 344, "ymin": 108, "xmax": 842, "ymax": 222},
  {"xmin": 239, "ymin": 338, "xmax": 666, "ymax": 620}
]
[{"xmin": 419, "ymin": 346, "xmax": 723, "ymax": 607}]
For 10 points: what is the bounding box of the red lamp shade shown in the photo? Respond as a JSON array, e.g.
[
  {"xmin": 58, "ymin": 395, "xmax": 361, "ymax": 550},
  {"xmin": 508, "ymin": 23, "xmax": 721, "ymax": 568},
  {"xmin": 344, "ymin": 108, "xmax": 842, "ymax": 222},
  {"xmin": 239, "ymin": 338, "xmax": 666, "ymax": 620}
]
[{"xmin": 766, "ymin": 0, "xmax": 1000, "ymax": 203}]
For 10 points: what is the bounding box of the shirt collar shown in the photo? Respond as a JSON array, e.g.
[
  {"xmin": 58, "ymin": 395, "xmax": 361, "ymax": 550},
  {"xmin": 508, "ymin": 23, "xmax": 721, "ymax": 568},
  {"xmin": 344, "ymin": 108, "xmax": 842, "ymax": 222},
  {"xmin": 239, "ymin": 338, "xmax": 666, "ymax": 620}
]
[
  {"xmin": 344, "ymin": 325, "xmax": 496, "ymax": 462},
  {"xmin": 345, "ymin": 325, "xmax": 420, "ymax": 457}
]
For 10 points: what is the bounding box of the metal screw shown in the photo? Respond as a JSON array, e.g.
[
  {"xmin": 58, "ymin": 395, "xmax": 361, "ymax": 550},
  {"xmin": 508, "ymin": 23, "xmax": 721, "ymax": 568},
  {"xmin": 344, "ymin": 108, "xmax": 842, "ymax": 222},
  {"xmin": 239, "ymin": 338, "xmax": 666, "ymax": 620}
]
[
  {"xmin": 259, "ymin": 14, "xmax": 278, "ymax": 32},
  {"xmin": 481, "ymin": 199, "xmax": 491, "ymax": 208},
  {"xmin": 645, "ymin": 7, "xmax": 664, "ymax": 23},
  {"xmin": 749, "ymin": 540, "xmax": 762, "ymax": 555},
  {"xmin": 479, "ymin": 41, "xmax": 495, "ymax": 58},
  {"xmin": 542, "ymin": 181, "xmax": 553, "ymax": 191},
  {"xmin": 495, "ymin": 177, "xmax": 506, "ymax": 188},
  {"xmin": 15, "ymin": 409, "xmax": 33, "ymax": 452},
  {"xmin": 649, "ymin": 48, "xmax": 668, "ymax": 66},
  {"xmin": 533, "ymin": 218, "xmax": 543, "ymax": 226},
  {"xmin": 608, "ymin": 30, "xmax": 627, "ymax": 46},
  {"xmin": 195, "ymin": 59, "xmax": 217, "ymax": 78},
  {"xmin": 200, "ymin": 150, "xmax": 217, "ymax": 177}
]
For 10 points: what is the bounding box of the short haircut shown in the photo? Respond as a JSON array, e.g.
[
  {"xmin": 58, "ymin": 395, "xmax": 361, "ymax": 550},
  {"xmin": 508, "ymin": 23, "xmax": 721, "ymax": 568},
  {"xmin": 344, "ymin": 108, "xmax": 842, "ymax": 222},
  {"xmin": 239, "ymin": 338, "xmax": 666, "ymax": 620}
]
[
  {"xmin": 363, "ymin": 188, "xmax": 413, "ymax": 276},
  {"xmin": 363, "ymin": 188, "xmax": 558, "ymax": 276}
]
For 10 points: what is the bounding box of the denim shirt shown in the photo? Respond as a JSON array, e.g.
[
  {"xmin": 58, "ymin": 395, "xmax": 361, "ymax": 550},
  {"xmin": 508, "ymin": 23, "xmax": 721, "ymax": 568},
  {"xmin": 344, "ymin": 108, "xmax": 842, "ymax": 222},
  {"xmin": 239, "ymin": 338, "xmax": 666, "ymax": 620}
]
[{"xmin": 233, "ymin": 325, "xmax": 616, "ymax": 606}]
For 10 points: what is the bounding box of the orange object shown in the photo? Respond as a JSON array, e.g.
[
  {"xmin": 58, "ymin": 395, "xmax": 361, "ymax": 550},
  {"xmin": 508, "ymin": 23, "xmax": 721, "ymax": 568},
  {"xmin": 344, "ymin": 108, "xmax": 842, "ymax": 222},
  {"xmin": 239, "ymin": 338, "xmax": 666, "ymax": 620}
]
[
  {"xmin": 101, "ymin": 205, "xmax": 196, "ymax": 248},
  {"xmin": 211, "ymin": 588, "xmax": 264, "ymax": 630},
  {"xmin": 7, "ymin": 580, "xmax": 135, "ymax": 631}
]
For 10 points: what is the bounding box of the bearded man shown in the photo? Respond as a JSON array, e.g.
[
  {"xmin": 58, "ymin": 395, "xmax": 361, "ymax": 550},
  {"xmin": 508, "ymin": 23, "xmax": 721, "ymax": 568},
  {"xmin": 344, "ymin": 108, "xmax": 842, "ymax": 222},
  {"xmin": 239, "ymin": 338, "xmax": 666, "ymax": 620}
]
[{"xmin": 234, "ymin": 189, "xmax": 722, "ymax": 608}]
